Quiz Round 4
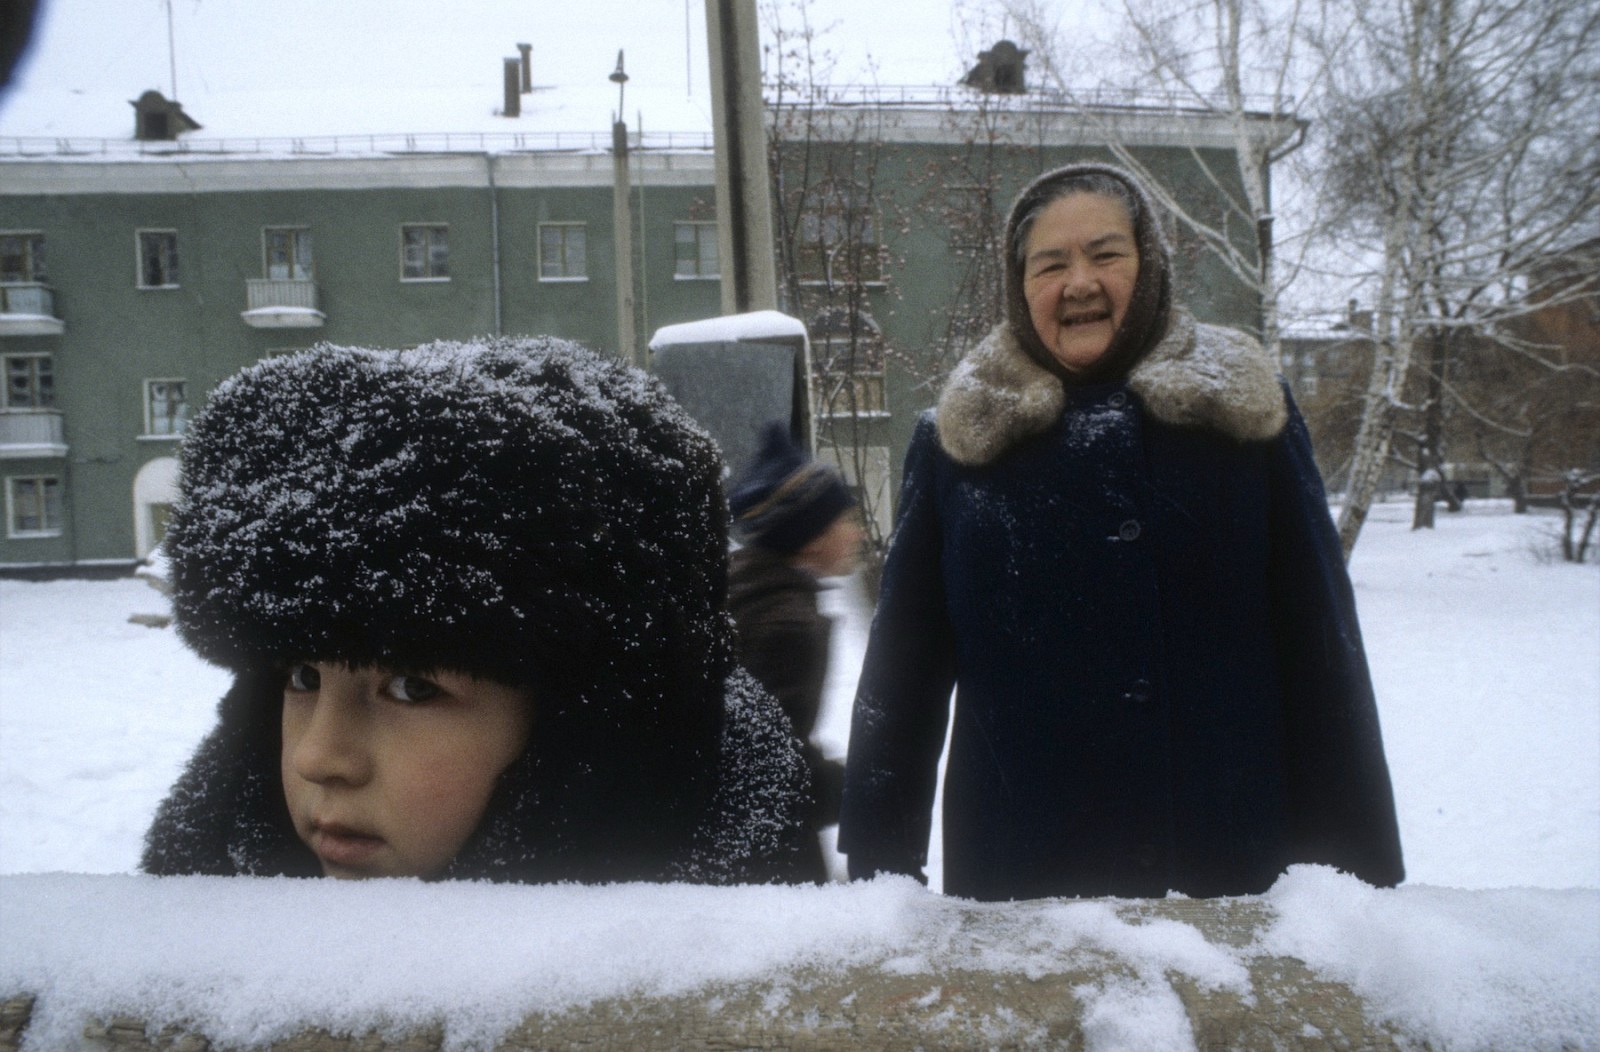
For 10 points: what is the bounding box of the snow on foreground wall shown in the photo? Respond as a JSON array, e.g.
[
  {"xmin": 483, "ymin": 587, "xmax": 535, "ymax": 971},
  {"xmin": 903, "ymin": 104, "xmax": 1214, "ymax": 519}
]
[{"xmin": 2, "ymin": 867, "xmax": 1595, "ymax": 1051}]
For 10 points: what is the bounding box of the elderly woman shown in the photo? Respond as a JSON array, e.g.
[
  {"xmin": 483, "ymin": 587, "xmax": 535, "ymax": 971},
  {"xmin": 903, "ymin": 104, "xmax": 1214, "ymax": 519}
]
[{"xmin": 838, "ymin": 164, "xmax": 1404, "ymax": 901}]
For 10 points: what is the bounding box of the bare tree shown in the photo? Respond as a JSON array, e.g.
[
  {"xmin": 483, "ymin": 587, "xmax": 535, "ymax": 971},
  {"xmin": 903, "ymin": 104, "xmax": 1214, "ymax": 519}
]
[
  {"xmin": 1314, "ymin": 0, "xmax": 1600, "ymax": 553},
  {"xmin": 1002, "ymin": 0, "xmax": 1316, "ymax": 360},
  {"xmin": 763, "ymin": 0, "xmax": 902, "ymax": 588}
]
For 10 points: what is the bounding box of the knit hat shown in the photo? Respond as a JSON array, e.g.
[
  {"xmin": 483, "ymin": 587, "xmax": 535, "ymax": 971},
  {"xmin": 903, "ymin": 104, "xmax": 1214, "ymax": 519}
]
[
  {"xmin": 1003, "ymin": 163, "xmax": 1174, "ymax": 385},
  {"xmin": 155, "ymin": 336, "xmax": 739, "ymax": 880},
  {"xmin": 728, "ymin": 422, "xmax": 856, "ymax": 555}
]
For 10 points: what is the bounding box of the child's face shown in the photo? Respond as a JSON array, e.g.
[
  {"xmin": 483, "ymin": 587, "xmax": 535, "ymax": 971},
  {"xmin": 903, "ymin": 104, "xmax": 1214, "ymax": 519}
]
[
  {"xmin": 280, "ymin": 662, "xmax": 532, "ymax": 879},
  {"xmin": 797, "ymin": 511, "xmax": 865, "ymax": 578}
]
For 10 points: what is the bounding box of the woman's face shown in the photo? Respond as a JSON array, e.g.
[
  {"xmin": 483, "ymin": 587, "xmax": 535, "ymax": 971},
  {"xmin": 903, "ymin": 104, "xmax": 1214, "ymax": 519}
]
[
  {"xmin": 1021, "ymin": 192, "xmax": 1141, "ymax": 373},
  {"xmin": 280, "ymin": 663, "xmax": 532, "ymax": 879}
]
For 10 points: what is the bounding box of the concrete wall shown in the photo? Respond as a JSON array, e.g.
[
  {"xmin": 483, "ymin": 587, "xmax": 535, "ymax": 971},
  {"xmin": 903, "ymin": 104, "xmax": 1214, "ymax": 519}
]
[{"xmin": 0, "ymin": 898, "xmax": 1411, "ymax": 1051}]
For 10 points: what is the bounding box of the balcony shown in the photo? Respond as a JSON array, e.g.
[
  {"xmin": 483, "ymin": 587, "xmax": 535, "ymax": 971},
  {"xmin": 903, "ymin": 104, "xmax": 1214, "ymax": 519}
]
[
  {"xmin": 241, "ymin": 278, "xmax": 325, "ymax": 328},
  {"xmin": 0, "ymin": 411, "xmax": 67, "ymax": 458},
  {"xmin": 0, "ymin": 284, "xmax": 65, "ymax": 336}
]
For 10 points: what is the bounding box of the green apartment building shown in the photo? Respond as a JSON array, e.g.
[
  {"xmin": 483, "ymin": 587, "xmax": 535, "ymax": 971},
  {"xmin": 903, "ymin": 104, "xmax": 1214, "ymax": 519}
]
[{"xmin": 1, "ymin": 18, "xmax": 1290, "ymax": 570}]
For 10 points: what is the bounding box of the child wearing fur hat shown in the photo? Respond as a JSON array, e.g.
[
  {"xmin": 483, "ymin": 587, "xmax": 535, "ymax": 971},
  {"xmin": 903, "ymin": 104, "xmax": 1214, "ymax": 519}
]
[
  {"xmin": 726, "ymin": 423, "xmax": 863, "ymax": 882},
  {"xmin": 141, "ymin": 337, "xmax": 814, "ymax": 884}
]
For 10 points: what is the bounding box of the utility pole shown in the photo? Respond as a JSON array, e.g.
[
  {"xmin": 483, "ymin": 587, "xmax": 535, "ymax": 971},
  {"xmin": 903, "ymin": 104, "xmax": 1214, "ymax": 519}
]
[
  {"xmin": 165, "ymin": 0, "xmax": 178, "ymax": 99},
  {"xmin": 704, "ymin": 0, "xmax": 778, "ymax": 315},
  {"xmin": 610, "ymin": 52, "xmax": 641, "ymax": 368}
]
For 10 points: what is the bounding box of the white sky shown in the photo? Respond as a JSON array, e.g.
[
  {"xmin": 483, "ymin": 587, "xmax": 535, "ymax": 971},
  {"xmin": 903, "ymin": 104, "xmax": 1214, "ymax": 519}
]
[{"xmin": 0, "ymin": 0, "xmax": 1050, "ymax": 139}]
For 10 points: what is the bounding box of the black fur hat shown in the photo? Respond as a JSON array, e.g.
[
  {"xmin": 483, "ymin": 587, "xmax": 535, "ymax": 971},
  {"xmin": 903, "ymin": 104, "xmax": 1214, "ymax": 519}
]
[{"xmin": 147, "ymin": 337, "xmax": 792, "ymax": 882}]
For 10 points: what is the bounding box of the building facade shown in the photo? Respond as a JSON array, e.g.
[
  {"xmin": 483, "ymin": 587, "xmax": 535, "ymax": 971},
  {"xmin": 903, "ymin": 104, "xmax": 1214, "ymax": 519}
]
[{"xmin": 2, "ymin": 93, "xmax": 1285, "ymax": 570}]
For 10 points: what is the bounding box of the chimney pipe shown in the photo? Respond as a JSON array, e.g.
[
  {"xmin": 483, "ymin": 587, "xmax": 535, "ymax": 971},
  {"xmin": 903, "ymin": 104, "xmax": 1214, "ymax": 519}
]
[
  {"xmin": 518, "ymin": 43, "xmax": 532, "ymax": 93},
  {"xmin": 503, "ymin": 58, "xmax": 521, "ymax": 117}
]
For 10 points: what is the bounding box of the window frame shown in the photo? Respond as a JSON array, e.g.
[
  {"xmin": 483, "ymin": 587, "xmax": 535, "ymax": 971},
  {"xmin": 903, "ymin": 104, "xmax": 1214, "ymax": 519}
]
[
  {"xmin": 3, "ymin": 353, "xmax": 55, "ymax": 411},
  {"xmin": 537, "ymin": 222, "xmax": 589, "ymax": 283},
  {"xmin": 0, "ymin": 231, "xmax": 47, "ymax": 285},
  {"xmin": 794, "ymin": 184, "xmax": 884, "ymax": 287},
  {"xmin": 400, "ymin": 223, "xmax": 451, "ymax": 282},
  {"xmin": 136, "ymin": 229, "xmax": 180, "ymax": 289},
  {"xmin": 262, "ymin": 226, "xmax": 314, "ymax": 281},
  {"xmin": 142, "ymin": 377, "xmax": 189, "ymax": 439},
  {"xmin": 5, "ymin": 475, "xmax": 63, "ymax": 539},
  {"xmin": 811, "ymin": 335, "xmax": 889, "ymax": 419},
  {"xmin": 673, "ymin": 221, "xmax": 720, "ymax": 280}
]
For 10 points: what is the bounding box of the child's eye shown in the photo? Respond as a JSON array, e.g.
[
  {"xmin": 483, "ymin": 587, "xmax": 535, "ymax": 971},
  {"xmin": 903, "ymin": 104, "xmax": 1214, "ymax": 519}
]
[
  {"xmin": 285, "ymin": 664, "xmax": 321, "ymax": 692},
  {"xmin": 386, "ymin": 675, "xmax": 442, "ymax": 704}
]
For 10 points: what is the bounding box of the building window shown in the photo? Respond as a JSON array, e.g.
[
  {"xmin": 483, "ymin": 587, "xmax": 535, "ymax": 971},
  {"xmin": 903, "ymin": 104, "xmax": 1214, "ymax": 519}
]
[
  {"xmin": 3, "ymin": 355, "xmax": 54, "ymax": 410},
  {"xmin": 0, "ymin": 232, "xmax": 47, "ymax": 284},
  {"xmin": 538, "ymin": 223, "xmax": 587, "ymax": 281},
  {"xmin": 796, "ymin": 186, "xmax": 882, "ymax": 285},
  {"xmin": 401, "ymin": 224, "xmax": 450, "ymax": 281},
  {"xmin": 812, "ymin": 337, "xmax": 888, "ymax": 417},
  {"xmin": 264, "ymin": 227, "xmax": 313, "ymax": 280},
  {"xmin": 144, "ymin": 379, "xmax": 189, "ymax": 437},
  {"xmin": 137, "ymin": 230, "xmax": 180, "ymax": 288},
  {"xmin": 6, "ymin": 476, "xmax": 62, "ymax": 537},
  {"xmin": 674, "ymin": 221, "xmax": 719, "ymax": 279}
]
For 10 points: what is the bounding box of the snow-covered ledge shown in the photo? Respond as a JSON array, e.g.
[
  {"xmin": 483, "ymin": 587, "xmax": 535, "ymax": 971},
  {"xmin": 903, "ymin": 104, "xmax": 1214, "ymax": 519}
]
[
  {"xmin": 239, "ymin": 305, "xmax": 325, "ymax": 329},
  {"xmin": 1, "ymin": 867, "xmax": 1594, "ymax": 1051}
]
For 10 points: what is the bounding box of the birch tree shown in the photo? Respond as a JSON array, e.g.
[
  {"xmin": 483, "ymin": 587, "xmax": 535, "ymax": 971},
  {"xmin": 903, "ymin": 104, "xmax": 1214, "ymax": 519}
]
[{"xmin": 1315, "ymin": 0, "xmax": 1599, "ymax": 552}]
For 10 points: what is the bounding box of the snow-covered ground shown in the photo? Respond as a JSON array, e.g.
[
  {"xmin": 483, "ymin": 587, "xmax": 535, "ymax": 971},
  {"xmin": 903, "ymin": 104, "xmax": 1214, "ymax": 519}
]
[
  {"xmin": 0, "ymin": 499, "xmax": 1597, "ymax": 1050},
  {"xmin": 1, "ymin": 498, "xmax": 1597, "ymax": 886}
]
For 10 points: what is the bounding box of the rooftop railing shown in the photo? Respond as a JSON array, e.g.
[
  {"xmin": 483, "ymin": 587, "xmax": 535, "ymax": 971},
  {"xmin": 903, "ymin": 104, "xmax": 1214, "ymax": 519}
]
[
  {"xmin": 0, "ymin": 129, "xmax": 715, "ymax": 159},
  {"xmin": 0, "ymin": 85, "xmax": 1296, "ymax": 159},
  {"xmin": 767, "ymin": 82, "xmax": 1292, "ymax": 117}
]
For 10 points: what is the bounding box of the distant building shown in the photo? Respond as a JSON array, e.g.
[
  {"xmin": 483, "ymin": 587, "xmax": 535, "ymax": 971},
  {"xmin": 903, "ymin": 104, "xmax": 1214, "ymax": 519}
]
[
  {"xmin": 1281, "ymin": 248, "xmax": 1600, "ymax": 504},
  {"xmin": 1279, "ymin": 301, "xmax": 1383, "ymax": 493}
]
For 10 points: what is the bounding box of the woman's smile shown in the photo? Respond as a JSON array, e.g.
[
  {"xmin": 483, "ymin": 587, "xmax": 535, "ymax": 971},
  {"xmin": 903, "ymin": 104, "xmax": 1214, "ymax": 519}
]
[{"xmin": 1022, "ymin": 192, "xmax": 1140, "ymax": 372}]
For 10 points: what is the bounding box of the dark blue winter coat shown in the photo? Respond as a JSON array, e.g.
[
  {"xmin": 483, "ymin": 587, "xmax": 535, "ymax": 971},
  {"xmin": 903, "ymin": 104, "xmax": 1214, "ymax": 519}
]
[{"xmin": 838, "ymin": 311, "xmax": 1404, "ymax": 900}]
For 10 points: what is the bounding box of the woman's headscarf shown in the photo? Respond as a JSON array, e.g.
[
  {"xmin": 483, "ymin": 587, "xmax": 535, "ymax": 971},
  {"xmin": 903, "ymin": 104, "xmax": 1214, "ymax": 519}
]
[{"xmin": 1002, "ymin": 163, "xmax": 1174, "ymax": 385}]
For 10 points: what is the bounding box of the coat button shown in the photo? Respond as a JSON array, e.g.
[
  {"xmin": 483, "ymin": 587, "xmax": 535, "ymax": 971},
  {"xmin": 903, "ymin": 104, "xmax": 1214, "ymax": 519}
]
[
  {"xmin": 1122, "ymin": 678, "xmax": 1153, "ymax": 704},
  {"xmin": 1108, "ymin": 391, "xmax": 1128, "ymax": 409},
  {"xmin": 1118, "ymin": 519, "xmax": 1142, "ymax": 542}
]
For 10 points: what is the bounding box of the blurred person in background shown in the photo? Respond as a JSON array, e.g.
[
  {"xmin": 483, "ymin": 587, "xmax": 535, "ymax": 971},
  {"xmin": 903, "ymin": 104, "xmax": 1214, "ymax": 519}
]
[{"xmin": 728, "ymin": 422, "xmax": 862, "ymax": 882}]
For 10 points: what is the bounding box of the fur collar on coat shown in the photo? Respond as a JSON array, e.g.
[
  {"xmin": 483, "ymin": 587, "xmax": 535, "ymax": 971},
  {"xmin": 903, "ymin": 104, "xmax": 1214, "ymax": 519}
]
[{"xmin": 936, "ymin": 308, "xmax": 1289, "ymax": 467}]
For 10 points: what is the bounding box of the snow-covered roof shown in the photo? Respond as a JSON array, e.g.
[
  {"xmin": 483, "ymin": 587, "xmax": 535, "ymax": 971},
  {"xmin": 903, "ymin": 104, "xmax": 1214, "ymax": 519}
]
[
  {"xmin": 0, "ymin": 1, "xmax": 974, "ymax": 146},
  {"xmin": 649, "ymin": 310, "xmax": 807, "ymax": 350},
  {"xmin": 0, "ymin": 3, "xmax": 711, "ymax": 143}
]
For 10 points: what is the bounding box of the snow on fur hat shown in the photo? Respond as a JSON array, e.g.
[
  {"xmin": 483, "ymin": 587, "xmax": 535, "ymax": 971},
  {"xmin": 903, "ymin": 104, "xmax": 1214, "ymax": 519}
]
[
  {"xmin": 728, "ymin": 421, "xmax": 855, "ymax": 555},
  {"xmin": 1004, "ymin": 163, "xmax": 1174, "ymax": 384},
  {"xmin": 163, "ymin": 337, "xmax": 735, "ymax": 878},
  {"xmin": 169, "ymin": 337, "xmax": 731, "ymax": 689}
]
